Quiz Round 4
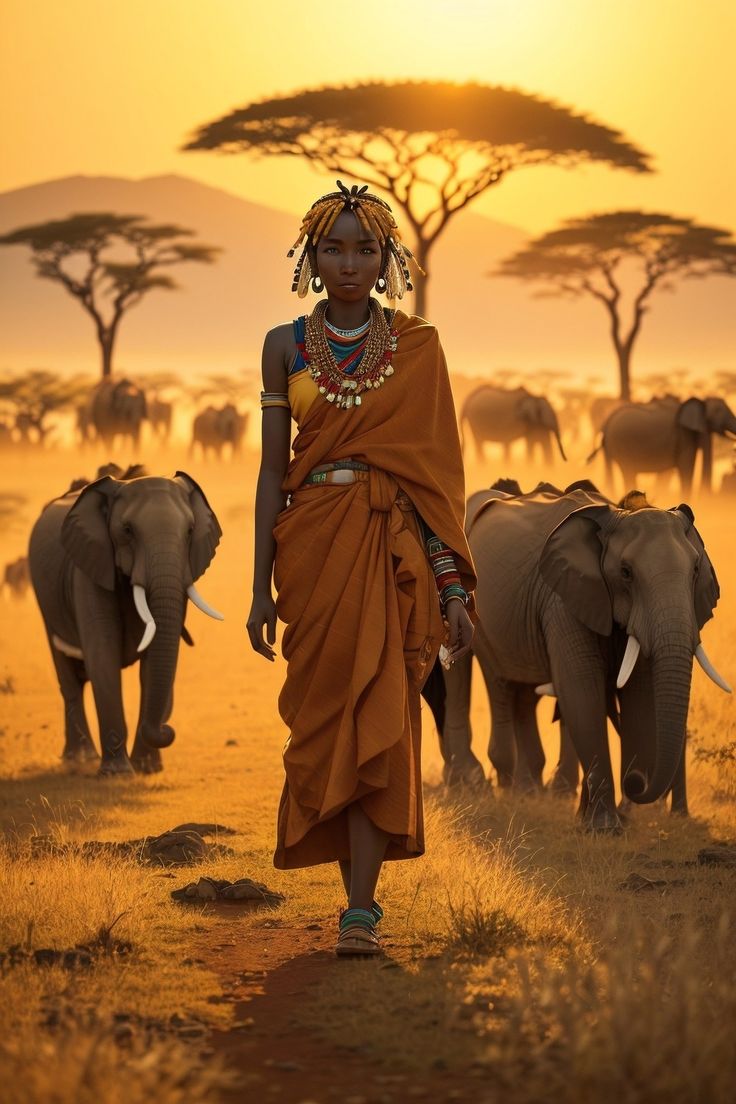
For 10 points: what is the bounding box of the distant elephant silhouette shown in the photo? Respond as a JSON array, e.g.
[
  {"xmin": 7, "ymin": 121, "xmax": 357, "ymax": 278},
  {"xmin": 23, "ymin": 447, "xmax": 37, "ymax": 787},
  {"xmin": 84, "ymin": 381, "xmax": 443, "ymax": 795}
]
[
  {"xmin": 85, "ymin": 378, "xmax": 148, "ymax": 451},
  {"xmin": 190, "ymin": 403, "xmax": 248, "ymax": 460},
  {"xmin": 590, "ymin": 395, "xmax": 736, "ymax": 495},
  {"xmin": 149, "ymin": 396, "xmax": 173, "ymax": 441},
  {"xmin": 460, "ymin": 385, "xmax": 566, "ymax": 464}
]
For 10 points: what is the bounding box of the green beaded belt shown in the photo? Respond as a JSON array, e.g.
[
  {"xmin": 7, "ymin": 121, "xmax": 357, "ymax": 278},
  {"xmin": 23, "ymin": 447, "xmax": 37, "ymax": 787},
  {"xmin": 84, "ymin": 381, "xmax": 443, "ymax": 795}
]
[{"xmin": 302, "ymin": 460, "xmax": 371, "ymax": 486}]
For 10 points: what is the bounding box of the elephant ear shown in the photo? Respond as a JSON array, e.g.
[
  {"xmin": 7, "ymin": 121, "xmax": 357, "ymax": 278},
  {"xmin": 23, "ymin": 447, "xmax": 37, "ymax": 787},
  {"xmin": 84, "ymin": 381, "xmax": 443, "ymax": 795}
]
[
  {"xmin": 677, "ymin": 398, "xmax": 706, "ymax": 434},
  {"xmin": 174, "ymin": 471, "xmax": 222, "ymax": 580},
  {"xmin": 539, "ymin": 509, "xmax": 613, "ymax": 635},
  {"xmin": 671, "ymin": 504, "xmax": 720, "ymax": 628},
  {"xmin": 60, "ymin": 477, "xmax": 117, "ymax": 590}
]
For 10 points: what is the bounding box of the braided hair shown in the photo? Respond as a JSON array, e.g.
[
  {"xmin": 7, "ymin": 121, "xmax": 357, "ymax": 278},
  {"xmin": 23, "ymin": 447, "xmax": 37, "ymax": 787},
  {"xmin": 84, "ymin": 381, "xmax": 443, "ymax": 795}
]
[{"xmin": 287, "ymin": 180, "xmax": 422, "ymax": 299}]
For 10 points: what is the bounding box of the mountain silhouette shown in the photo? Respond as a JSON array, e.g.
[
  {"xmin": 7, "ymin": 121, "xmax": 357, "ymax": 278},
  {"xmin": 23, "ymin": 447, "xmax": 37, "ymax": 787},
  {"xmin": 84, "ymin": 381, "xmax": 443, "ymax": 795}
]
[{"xmin": 0, "ymin": 173, "xmax": 732, "ymax": 385}]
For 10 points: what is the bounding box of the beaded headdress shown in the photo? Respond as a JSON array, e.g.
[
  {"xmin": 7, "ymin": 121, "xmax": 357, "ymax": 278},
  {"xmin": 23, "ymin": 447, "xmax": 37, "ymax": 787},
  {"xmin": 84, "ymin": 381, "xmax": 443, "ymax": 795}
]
[{"xmin": 287, "ymin": 180, "xmax": 422, "ymax": 299}]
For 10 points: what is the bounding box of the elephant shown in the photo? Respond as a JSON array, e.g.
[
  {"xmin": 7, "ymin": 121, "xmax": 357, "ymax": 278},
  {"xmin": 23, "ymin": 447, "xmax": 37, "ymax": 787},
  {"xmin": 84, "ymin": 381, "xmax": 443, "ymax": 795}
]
[
  {"xmin": 459, "ymin": 386, "xmax": 567, "ymax": 465},
  {"xmin": 149, "ymin": 397, "xmax": 173, "ymax": 442},
  {"xmin": 591, "ymin": 395, "xmax": 736, "ymax": 495},
  {"xmin": 440, "ymin": 481, "xmax": 729, "ymax": 829},
  {"xmin": 190, "ymin": 403, "xmax": 248, "ymax": 460},
  {"xmin": 85, "ymin": 378, "xmax": 148, "ymax": 451},
  {"xmin": 28, "ymin": 471, "xmax": 223, "ymax": 774}
]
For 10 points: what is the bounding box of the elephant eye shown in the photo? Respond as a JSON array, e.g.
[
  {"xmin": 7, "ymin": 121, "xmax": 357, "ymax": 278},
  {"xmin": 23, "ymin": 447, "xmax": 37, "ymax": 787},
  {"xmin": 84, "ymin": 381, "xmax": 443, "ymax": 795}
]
[
  {"xmin": 621, "ymin": 563, "xmax": 633, "ymax": 581},
  {"xmin": 122, "ymin": 522, "xmax": 134, "ymax": 537}
]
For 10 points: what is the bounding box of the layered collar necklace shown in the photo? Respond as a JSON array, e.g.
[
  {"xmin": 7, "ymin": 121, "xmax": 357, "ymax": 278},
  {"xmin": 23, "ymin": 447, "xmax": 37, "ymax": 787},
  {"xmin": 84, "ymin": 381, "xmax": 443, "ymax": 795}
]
[{"xmin": 301, "ymin": 298, "xmax": 398, "ymax": 410}]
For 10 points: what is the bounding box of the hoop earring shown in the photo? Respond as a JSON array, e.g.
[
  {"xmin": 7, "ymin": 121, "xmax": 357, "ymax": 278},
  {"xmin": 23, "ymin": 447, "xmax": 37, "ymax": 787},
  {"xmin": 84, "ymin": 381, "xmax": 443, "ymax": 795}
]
[
  {"xmin": 375, "ymin": 276, "xmax": 387, "ymax": 294},
  {"xmin": 311, "ymin": 275, "xmax": 324, "ymax": 293}
]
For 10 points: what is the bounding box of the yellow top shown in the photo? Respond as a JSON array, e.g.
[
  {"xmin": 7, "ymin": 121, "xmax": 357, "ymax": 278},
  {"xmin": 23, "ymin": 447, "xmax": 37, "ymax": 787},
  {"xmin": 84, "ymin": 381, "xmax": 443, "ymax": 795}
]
[{"xmin": 288, "ymin": 367, "xmax": 320, "ymax": 430}]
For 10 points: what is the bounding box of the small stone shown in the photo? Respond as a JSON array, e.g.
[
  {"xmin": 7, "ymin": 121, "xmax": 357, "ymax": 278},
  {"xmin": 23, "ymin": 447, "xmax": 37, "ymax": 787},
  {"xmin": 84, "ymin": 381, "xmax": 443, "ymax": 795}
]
[{"xmin": 225, "ymin": 739, "xmax": 239, "ymax": 747}]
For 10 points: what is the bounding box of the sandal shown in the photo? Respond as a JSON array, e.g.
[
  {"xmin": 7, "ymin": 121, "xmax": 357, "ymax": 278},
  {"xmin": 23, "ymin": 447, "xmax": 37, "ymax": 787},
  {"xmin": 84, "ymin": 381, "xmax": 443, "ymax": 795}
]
[{"xmin": 336, "ymin": 907, "xmax": 382, "ymax": 957}]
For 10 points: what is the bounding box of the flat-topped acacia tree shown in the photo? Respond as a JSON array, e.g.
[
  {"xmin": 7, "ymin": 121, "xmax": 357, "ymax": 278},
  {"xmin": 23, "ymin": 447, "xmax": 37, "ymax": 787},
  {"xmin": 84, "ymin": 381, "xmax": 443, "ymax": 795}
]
[
  {"xmin": 181, "ymin": 80, "xmax": 651, "ymax": 317},
  {"xmin": 495, "ymin": 211, "xmax": 736, "ymax": 400},
  {"xmin": 0, "ymin": 213, "xmax": 221, "ymax": 378}
]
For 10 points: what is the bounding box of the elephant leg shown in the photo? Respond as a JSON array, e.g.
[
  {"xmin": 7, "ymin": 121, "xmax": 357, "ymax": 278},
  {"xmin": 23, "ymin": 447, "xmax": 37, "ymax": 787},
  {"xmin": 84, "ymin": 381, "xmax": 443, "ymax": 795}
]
[
  {"xmin": 440, "ymin": 650, "xmax": 485, "ymax": 788},
  {"xmin": 469, "ymin": 624, "xmax": 515, "ymax": 786},
  {"xmin": 47, "ymin": 637, "xmax": 98, "ymax": 763},
  {"xmin": 130, "ymin": 657, "xmax": 174, "ymax": 773},
  {"xmin": 512, "ymin": 684, "xmax": 545, "ymax": 792},
  {"xmin": 669, "ymin": 739, "xmax": 688, "ymax": 817},
  {"xmin": 76, "ymin": 591, "xmax": 133, "ymax": 775},
  {"xmin": 547, "ymin": 616, "xmax": 619, "ymax": 831},
  {"xmin": 548, "ymin": 717, "xmax": 580, "ymax": 796}
]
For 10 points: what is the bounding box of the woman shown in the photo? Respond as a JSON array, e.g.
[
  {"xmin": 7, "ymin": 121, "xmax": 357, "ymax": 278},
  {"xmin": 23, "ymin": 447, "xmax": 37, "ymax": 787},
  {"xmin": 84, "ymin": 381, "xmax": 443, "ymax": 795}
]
[{"xmin": 247, "ymin": 181, "xmax": 476, "ymax": 956}]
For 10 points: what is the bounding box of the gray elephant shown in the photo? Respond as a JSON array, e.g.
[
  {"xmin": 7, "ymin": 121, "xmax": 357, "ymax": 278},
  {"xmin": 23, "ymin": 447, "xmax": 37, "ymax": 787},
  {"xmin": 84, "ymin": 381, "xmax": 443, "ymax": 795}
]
[
  {"xmin": 28, "ymin": 471, "xmax": 223, "ymax": 774},
  {"xmin": 460, "ymin": 385, "xmax": 567, "ymax": 465},
  {"xmin": 441, "ymin": 481, "xmax": 729, "ymax": 829},
  {"xmin": 591, "ymin": 395, "xmax": 736, "ymax": 495},
  {"xmin": 86, "ymin": 378, "xmax": 148, "ymax": 451},
  {"xmin": 190, "ymin": 403, "xmax": 248, "ymax": 460}
]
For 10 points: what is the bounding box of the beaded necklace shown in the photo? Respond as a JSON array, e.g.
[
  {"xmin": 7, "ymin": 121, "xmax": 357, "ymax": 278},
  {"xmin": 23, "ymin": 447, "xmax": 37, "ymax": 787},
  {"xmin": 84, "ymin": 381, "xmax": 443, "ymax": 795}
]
[{"xmin": 301, "ymin": 299, "xmax": 398, "ymax": 410}]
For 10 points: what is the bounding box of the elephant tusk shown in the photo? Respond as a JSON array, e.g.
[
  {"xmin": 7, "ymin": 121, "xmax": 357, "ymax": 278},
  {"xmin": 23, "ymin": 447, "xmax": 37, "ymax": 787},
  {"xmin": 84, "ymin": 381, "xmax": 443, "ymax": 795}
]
[
  {"xmin": 52, "ymin": 634, "xmax": 84, "ymax": 660},
  {"xmin": 695, "ymin": 643, "xmax": 732, "ymax": 694},
  {"xmin": 616, "ymin": 635, "xmax": 640, "ymax": 689},
  {"xmin": 133, "ymin": 584, "xmax": 157, "ymax": 652},
  {"xmin": 187, "ymin": 584, "xmax": 224, "ymax": 621},
  {"xmin": 535, "ymin": 683, "xmax": 556, "ymax": 697}
]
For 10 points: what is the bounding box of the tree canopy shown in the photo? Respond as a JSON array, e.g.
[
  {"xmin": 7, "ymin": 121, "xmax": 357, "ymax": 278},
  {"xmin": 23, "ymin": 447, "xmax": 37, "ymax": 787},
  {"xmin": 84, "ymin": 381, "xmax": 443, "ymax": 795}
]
[
  {"xmin": 495, "ymin": 211, "xmax": 736, "ymax": 399},
  {"xmin": 182, "ymin": 80, "xmax": 650, "ymax": 315},
  {"xmin": 0, "ymin": 214, "xmax": 221, "ymax": 378}
]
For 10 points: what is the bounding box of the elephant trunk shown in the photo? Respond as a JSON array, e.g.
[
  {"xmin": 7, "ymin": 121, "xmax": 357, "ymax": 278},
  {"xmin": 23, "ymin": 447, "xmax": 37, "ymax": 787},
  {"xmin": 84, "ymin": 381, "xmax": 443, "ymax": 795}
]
[
  {"xmin": 623, "ymin": 619, "xmax": 693, "ymax": 804},
  {"xmin": 137, "ymin": 556, "xmax": 186, "ymax": 749}
]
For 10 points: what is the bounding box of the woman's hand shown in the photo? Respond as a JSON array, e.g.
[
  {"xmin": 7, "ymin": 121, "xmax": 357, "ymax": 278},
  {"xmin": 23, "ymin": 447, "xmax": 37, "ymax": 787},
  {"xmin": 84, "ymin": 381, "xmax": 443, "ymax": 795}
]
[
  {"xmin": 444, "ymin": 597, "xmax": 474, "ymax": 663},
  {"xmin": 246, "ymin": 592, "xmax": 278, "ymax": 661}
]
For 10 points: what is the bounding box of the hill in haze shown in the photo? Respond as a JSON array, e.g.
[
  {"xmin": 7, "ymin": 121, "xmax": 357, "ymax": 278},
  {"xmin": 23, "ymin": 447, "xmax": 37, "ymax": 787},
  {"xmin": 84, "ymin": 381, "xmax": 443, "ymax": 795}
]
[{"xmin": 0, "ymin": 173, "xmax": 732, "ymax": 388}]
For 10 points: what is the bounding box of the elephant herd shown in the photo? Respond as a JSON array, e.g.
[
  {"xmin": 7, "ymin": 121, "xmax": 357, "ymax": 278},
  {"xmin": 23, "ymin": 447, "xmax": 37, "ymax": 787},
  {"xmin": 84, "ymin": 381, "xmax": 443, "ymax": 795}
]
[
  {"xmin": 460, "ymin": 385, "xmax": 736, "ymax": 495},
  {"xmin": 75, "ymin": 378, "xmax": 249, "ymax": 458},
  {"xmin": 26, "ymin": 462, "xmax": 731, "ymax": 834}
]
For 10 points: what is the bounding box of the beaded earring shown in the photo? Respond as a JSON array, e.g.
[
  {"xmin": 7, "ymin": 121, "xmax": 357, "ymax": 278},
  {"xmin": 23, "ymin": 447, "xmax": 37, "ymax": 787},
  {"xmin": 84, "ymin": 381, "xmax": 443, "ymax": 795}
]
[{"xmin": 311, "ymin": 274, "xmax": 324, "ymax": 293}]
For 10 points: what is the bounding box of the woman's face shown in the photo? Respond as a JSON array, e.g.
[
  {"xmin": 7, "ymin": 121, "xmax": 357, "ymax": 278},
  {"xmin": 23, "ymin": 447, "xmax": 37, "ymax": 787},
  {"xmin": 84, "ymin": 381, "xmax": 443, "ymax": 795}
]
[{"xmin": 313, "ymin": 210, "xmax": 382, "ymax": 302}]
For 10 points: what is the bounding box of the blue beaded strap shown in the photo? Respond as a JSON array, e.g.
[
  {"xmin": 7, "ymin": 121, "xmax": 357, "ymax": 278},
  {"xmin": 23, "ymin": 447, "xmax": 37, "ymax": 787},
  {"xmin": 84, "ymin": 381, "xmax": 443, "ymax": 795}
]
[{"xmin": 339, "ymin": 907, "xmax": 376, "ymax": 933}]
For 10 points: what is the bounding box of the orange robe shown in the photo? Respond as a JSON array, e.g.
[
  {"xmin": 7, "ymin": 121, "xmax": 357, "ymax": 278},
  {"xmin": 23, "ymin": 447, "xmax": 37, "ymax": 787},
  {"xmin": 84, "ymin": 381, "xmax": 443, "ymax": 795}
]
[{"xmin": 272, "ymin": 310, "xmax": 476, "ymax": 869}]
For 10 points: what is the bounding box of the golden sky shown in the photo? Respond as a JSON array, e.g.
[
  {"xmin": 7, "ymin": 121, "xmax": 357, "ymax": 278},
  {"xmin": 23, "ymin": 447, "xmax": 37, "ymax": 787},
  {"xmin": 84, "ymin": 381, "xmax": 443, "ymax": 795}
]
[{"xmin": 2, "ymin": 0, "xmax": 735, "ymax": 236}]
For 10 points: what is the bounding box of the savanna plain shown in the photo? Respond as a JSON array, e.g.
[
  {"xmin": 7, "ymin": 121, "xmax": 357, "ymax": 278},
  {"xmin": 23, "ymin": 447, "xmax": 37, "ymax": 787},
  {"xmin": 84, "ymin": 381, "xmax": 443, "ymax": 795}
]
[{"xmin": 1, "ymin": 407, "xmax": 735, "ymax": 1104}]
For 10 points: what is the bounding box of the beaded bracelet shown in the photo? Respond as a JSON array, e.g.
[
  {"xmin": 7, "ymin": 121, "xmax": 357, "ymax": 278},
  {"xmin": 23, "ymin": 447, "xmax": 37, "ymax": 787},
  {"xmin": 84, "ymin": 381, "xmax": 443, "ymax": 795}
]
[{"xmin": 260, "ymin": 391, "xmax": 290, "ymax": 410}]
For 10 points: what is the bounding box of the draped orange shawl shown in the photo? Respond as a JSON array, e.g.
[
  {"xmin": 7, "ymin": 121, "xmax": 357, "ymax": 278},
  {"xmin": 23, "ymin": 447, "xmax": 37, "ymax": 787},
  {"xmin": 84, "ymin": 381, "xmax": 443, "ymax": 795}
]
[{"xmin": 272, "ymin": 310, "xmax": 476, "ymax": 869}]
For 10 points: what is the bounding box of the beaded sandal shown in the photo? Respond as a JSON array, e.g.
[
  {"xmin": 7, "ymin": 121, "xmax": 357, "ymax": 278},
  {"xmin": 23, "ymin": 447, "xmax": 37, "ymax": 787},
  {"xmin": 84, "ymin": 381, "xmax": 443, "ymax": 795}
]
[{"xmin": 336, "ymin": 907, "xmax": 382, "ymax": 957}]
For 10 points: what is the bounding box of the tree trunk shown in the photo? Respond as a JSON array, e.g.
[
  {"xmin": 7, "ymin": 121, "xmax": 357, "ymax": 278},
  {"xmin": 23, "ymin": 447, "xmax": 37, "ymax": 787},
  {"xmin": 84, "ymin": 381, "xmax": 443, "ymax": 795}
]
[
  {"xmin": 616, "ymin": 344, "xmax": 632, "ymax": 402},
  {"xmin": 100, "ymin": 332, "xmax": 113, "ymax": 379},
  {"xmin": 412, "ymin": 237, "xmax": 433, "ymax": 320}
]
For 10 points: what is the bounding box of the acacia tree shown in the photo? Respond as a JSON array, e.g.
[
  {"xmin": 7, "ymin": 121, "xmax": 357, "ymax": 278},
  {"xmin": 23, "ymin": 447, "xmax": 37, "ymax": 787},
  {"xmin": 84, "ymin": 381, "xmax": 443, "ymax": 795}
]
[
  {"xmin": 495, "ymin": 212, "xmax": 736, "ymax": 400},
  {"xmin": 0, "ymin": 369, "xmax": 91, "ymax": 443},
  {"xmin": 181, "ymin": 81, "xmax": 650, "ymax": 317},
  {"xmin": 0, "ymin": 214, "xmax": 221, "ymax": 378}
]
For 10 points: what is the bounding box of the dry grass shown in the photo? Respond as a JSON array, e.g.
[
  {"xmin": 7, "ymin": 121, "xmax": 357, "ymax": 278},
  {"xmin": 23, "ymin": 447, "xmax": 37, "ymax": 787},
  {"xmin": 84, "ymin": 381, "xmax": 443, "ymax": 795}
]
[{"xmin": 1, "ymin": 443, "xmax": 735, "ymax": 1102}]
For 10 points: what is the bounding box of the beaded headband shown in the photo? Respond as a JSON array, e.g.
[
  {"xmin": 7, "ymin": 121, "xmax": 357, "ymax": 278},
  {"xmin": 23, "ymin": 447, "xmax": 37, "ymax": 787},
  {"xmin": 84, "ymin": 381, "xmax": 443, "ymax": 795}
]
[{"xmin": 287, "ymin": 180, "xmax": 422, "ymax": 299}]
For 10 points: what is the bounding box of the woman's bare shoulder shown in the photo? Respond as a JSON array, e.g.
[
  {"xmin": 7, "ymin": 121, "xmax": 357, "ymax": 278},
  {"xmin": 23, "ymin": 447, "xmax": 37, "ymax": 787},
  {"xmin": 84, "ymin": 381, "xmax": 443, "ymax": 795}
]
[{"xmin": 262, "ymin": 321, "xmax": 295, "ymax": 353}]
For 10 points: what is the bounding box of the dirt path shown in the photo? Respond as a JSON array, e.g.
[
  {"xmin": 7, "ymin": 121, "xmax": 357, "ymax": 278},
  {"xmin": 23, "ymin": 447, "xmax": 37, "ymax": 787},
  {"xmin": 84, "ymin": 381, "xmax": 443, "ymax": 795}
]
[{"xmin": 198, "ymin": 918, "xmax": 480, "ymax": 1104}]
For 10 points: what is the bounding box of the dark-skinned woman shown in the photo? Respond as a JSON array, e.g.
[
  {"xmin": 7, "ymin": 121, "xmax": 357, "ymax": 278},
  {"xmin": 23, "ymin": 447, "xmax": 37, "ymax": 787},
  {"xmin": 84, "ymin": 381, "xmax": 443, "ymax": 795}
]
[{"xmin": 247, "ymin": 181, "xmax": 476, "ymax": 957}]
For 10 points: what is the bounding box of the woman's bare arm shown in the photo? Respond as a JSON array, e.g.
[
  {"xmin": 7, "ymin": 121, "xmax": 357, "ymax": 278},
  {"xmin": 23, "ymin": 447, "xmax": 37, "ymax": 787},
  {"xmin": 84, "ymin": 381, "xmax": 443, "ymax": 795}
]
[{"xmin": 246, "ymin": 325, "xmax": 292, "ymax": 660}]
